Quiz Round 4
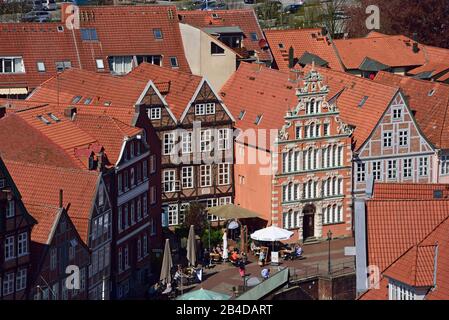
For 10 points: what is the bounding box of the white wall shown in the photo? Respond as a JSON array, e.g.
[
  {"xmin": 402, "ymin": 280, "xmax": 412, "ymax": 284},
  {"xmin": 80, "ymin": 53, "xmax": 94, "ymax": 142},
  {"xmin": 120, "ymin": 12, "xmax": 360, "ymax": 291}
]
[{"xmin": 180, "ymin": 23, "xmax": 237, "ymax": 91}]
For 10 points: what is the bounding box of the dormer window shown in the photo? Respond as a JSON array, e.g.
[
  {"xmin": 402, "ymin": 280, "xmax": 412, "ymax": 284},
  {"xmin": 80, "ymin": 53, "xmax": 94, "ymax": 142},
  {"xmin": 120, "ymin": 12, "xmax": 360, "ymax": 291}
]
[
  {"xmin": 0, "ymin": 57, "xmax": 25, "ymax": 74},
  {"xmin": 250, "ymin": 32, "xmax": 258, "ymax": 41},
  {"xmin": 238, "ymin": 110, "xmax": 246, "ymax": 120},
  {"xmin": 56, "ymin": 61, "xmax": 71, "ymax": 72}
]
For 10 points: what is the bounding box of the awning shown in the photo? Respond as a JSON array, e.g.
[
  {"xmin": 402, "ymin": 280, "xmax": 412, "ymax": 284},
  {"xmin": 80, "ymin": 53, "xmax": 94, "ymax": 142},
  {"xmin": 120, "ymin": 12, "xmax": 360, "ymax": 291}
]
[
  {"xmin": 203, "ymin": 26, "xmax": 244, "ymax": 35},
  {"xmin": 207, "ymin": 204, "xmax": 261, "ymax": 220},
  {"xmin": 0, "ymin": 88, "xmax": 28, "ymax": 95}
]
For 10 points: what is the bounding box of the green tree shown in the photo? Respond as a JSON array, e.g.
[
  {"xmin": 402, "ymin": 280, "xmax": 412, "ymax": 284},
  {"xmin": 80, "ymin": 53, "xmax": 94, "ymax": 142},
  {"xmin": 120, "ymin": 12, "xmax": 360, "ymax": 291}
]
[{"xmin": 181, "ymin": 202, "xmax": 208, "ymax": 235}]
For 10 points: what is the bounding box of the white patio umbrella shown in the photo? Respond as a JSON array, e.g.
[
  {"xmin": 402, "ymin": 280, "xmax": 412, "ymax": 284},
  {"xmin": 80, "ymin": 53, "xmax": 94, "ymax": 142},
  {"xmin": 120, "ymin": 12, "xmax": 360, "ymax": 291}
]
[
  {"xmin": 222, "ymin": 231, "xmax": 228, "ymax": 260},
  {"xmin": 250, "ymin": 225, "xmax": 294, "ymax": 242},
  {"xmin": 160, "ymin": 239, "xmax": 173, "ymax": 285}
]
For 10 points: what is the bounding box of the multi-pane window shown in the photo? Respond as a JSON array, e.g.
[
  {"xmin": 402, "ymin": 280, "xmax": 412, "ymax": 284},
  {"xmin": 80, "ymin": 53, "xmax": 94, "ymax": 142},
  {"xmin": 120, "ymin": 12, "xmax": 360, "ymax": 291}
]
[
  {"xmin": 200, "ymin": 130, "xmax": 212, "ymax": 152},
  {"xmin": 143, "ymin": 193, "xmax": 148, "ymax": 216},
  {"xmin": 163, "ymin": 170, "xmax": 177, "ymax": 192},
  {"xmin": 218, "ymin": 163, "xmax": 230, "ymax": 185},
  {"xmin": 419, "ymin": 157, "xmax": 428, "ymax": 176},
  {"xmin": 124, "ymin": 246, "xmax": 129, "ymax": 269},
  {"xmin": 0, "ymin": 57, "xmax": 25, "ymax": 74},
  {"xmin": 200, "ymin": 165, "xmax": 212, "ymax": 187},
  {"xmin": 18, "ymin": 232, "xmax": 28, "ymax": 256},
  {"xmin": 441, "ymin": 155, "xmax": 449, "ymax": 175},
  {"xmin": 399, "ymin": 130, "xmax": 409, "ymax": 147},
  {"xmin": 282, "ymin": 183, "xmax": 299, "ymax": 202},
  {"xmin": 195, "ymin": 103, "xmax": 216, "ymax": 115},
  {"xmin": 3, "ymin": 273, "xmax": 14, "ymax": 296},
  {"xmin": 372, "ymin": 161, "xmax": 382, "ymax": 181},
  {"xmin": 303, "ymin": 180, "xmax": 317, "ymax": 199},
  {"xmin": 179, "ymin": 203, "xmax": 189, "ymax": 224},
  {"xmin": 357, "ymin": 162, "xmax": 366, "ymax": 182},
  {"xmin": 182, "ymin": 132, "xmax": 192, "ymax": 154},
  {"xmin": 181, "ymin": 166, "xmax": 194, "ymax": 189},
  {"xmin": 323, "ymin": 205, "xmax": 343, "ymax": 225},
  {"xmin": 50, "ymin": 248, "xmax": 57, "ymax": 270},
  {"xmin": 383, "ymin": 131, "xmax": 393, "ymax": 148},
  {"xmin": 130, "ymin": 201, "xmax": 135, "ymax": 225},
  {"xmin": 109, "ymin": 56, "xmax": 132, "ymax": 74},
  {"xmin": 167, "ymin": 204, "xmax": 178, "ymax": 226},
  {"xmin": 15, "ymin": 268, "xmax": 26, "ymax": 292},
  {"xmin": 389, "ymin": 281, "xmax": 416, "ymax": 300},
  {"xmin": 137, "ymin": 197, "xmax": 142, "ymax": 221},
  {"xmin": 118, "ymin": 206, "xmax": 123, "ymax": 232},
  {"xmin": 283, "ymin": 210, "xmax": 300, "ymax": 229},
  {"xmin": 149, "ymin": 108, "xmax": 161, "ymax": 120},
  {"xmin": 80, "ymin": 28, "xmax": 98, "ymax": 41},
  {"xmin": 163, "ymin": 132, "xmax": 175, "ymax": 155},
  {"xmin": 5, "ymin": 236, "xmax": 14, "ymax": 260},
  {"xmin": 388, "ymin": 160, "xmax": 397, "ymax": 180},
  {"xmin": 56, "ymin": 60, "xmax": 72, "ymax": 72},
  {"xmin": 142, "ymin": 160, "xmax": 148, "ymax": 179},
  {"xmin": 6, "ymin": 200, "xmax": 15, "ymax": 218},
  {"xmin": 403, "ymin": 158, "xmax": 413, "ymax": 178},
  {"xmin": 392, "ymin": 107, "xmax": 403, "ymax": 121},
  {"xmin": 218, "ymin": 128, "xmax": 230, "ymax": 150},
  {"xmin": 118, "ymin": 248, "xmax": 123, "ymax": 272},
  {"xmin": 283, "ymin": 151, "xmax": 300, "ymax": 173}
]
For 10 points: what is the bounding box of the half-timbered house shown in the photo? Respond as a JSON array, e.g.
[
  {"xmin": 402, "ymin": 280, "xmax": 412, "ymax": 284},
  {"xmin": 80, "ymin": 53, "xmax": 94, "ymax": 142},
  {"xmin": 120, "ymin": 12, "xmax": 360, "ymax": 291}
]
[{"xmin": 0, "ymin": 157, "xmax": 36, "ymax": 300}]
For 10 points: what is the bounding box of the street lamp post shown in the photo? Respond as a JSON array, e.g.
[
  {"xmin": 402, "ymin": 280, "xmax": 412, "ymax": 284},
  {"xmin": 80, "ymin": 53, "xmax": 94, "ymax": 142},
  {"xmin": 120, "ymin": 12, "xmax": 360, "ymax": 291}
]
[{"xmin": 327, "ymin": 230, "xmax": 333, "ymax": 275}]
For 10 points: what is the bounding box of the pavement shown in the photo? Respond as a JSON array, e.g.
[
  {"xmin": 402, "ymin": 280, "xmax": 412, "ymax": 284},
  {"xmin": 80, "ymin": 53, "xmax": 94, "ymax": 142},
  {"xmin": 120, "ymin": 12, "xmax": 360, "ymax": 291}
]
[{"xmin": 182, "ymin": 237, "xmax": 355, "ymax": 297}]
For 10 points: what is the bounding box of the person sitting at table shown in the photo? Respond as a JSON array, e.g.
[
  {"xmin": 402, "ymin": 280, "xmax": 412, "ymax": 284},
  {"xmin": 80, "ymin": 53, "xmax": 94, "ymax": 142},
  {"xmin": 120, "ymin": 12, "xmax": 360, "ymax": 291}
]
[
  {"xmin": 259, "ymin": 250, "xmax": 266, "ymax": 266},
  {"xmin": 295, "ymin": 245, "xmax": 303, "ymax": 258},
  {"xmin": 250, "ymin": 242, "xmax": 260, "ymax": 253}
]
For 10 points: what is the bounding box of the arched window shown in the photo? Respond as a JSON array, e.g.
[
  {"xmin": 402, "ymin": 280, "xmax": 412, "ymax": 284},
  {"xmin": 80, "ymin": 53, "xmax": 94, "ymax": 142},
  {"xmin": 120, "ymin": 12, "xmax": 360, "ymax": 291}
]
[{"xmin": 332, "ymin": 145, "xmax": 337, "ymax": 167}]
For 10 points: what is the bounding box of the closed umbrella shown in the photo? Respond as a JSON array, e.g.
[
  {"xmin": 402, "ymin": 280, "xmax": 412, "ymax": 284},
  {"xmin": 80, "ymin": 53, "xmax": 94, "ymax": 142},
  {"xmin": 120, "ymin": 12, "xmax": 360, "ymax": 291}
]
[
  {"xmin": 186, "ymin": 225, "xmax": 196, "ymax": 266},
  {"xmin": 222, "ymin": 231, "xmax": 228, "ymax": 260},
  {"xmin": 160, "ymin": 239, "xmax": 173, "ymax": 285}
]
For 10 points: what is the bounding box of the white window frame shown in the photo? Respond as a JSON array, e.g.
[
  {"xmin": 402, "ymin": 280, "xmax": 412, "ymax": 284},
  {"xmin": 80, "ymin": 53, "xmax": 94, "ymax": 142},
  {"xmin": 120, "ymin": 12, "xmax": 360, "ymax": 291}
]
[
  {"xmin": 388, "ymin": 160, "xmax": 397, "ymax": 180},
  {"xmin": 403, "ymin": 158, "xmax": 413, "ymax": 179},
  {"xmin": 0, "ymin": 56, "xmax": 25, "ymax": 74},
  {"xmin": 200, "ymin": 165, "xmax": 212, "ymax": 187},
  {"xmin": 6, "ymin": 200, "xmax": 15, "ymax": 218},
  {"xmin": 3, "ymin": 273, "xmax": 14, "ymax": 296},
  {"xmin": 182, "ymin": 131, "xmax": 192, "ymax": 154},
  {"xmin": 200, "ymin": 130, "xmax": 212, "ymax": 152},
  {"xmin": 4, "ymin": 236, "xmax": 15, "ymax": 261},
  {"xmin": 399, "ymin": 129, "xmax": 409, "ymax": 147},
  {"xmin": 149, "ymin": 107, "xmax": 161, "ymax": 120},
  {"xmin": 218, "ymin": 128, "xmax": 230, "ymax": 150},
  {"xmin": 372, "ymin": 161, "xmax": 382, "ymax": 181},
  {"xmin": 18, "ymin": 232, "xmax": 28, "ymax": 257},
  {"xmin": 181, "ymin": 166, "xmax": 194, "ymax": 189},
  {"xmin": 383, "ymin": 131, "xmax": 393, "ymax": 148},
  {"xmin": 392, "ymin": 107, "xmax": 403, "ymax": 121},
  {"xmin": 163, "ymin": 170, "xmax": 177, "ymax": 193},
  {"xmin": 357, "ymin": 162, "xmax": 366, "ymax": 182},
  {"xmin": 419, "ymin": 157, "xmax": 428, "ymax": 177},
  {"xmin": 195, "ymin": 103, "xmax": 205, "ymax": 115},
  {"xmin": 167, "ymin": 204, "xmax": 179, "ymax": 226},
  {"xmin": 441, "ymin": 155, "xmax": 449, "ymax": 175},
  {"xmin": 218, "ymin": 163, "xmax": 230, "ymax": 185},
  {"xmin": 163, "ymin": 132, "xmax": 175, "ymax": 155}
]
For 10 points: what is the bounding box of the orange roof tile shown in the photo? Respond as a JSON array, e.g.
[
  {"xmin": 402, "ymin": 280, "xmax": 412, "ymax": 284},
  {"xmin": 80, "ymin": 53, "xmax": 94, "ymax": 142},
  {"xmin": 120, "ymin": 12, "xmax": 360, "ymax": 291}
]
[
  {"xmin": 373, "ymin": 183, "xmax": 449, "ymax": 200},
  {"xmin": 178, "ymin": 9, "xmax": 271, "ymax": 62},
  {"xmin": 264, "ymin": 28, "xmax": 344, "ymax": 72},
  {"xmin": 4, "ymin": 160, "xmax": 99, "ymax": 242},
  {"xmin": 220, "ymin": 62, "xmax": 397, "ymax": 150},
  {"xmin": 125, "ymin": 63, "xmax": 202, "ymax": 118},
  {"xmin": 374, "ymin": 71, "xmax": 449, "ymax": 149},
  {"xmin": 26, "ymin": 203, "xmax": 61, "ymax": 244},
  {"xmin": 334, "ymin": 35, "xmax": 426, "ymax": 70},
  {"xmin": 0, "ymin": 113, "xmax": 81, "ymax": 168},
  {"xmin": 366, "ymin": 199, "xmax": 449, "ymax": 273},
  {"xmin": 0, "ymin": 5, "xmax": 190, "ymax": 91}
]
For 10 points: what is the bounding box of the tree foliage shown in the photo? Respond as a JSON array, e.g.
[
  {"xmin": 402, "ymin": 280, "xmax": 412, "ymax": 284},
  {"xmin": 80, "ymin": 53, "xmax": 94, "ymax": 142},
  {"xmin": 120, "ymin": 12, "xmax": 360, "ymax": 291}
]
[
  {"xmin": 345, "ymin": 0, "xmax": 449, "ymax": 48},
  {"xmin": 181, "ymin": 202, "xmax": 208, "ymax": 235}
]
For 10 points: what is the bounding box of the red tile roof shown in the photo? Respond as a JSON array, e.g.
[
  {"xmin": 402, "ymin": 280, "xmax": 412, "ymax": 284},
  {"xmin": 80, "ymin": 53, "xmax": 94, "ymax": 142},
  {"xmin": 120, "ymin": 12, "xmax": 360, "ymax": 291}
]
[
  {"xmin": 125, "ymin": 62, "xmax": 202, "ymax": 118},
  {"xmin": 0, "ymin": 113, "xmax": 81, "ymax": 168},
  {"xmin": 4, "ymin": 160, "xmax": 99, "ymax": 242},
  {"xmin": 25, "ymin": 203, "xmax": 61, "ymax": 244},
  {"xmin": 264, "ymin": 28, "xmax": 344, "ymax": 72},
  {"xmin": 27, "ymin": 68, "xmax": 147, "ymax": 107},
  {"xmin": 334, "ymin": 35, "xmax": 426, "ymax": 70},
  {"xmin": 408, "ymin": 45, "xmax": 449, "ymax": 80},
  {"xmin": 373, "ymin": 71, "xmax": 449, "ymax": 149},
  {"xmin": 220, "ymin": 62, "xmax": 397, "ymax": 150},
  {"xmin": 366, "ymin": 199, "xmax": 449, "ymax": 273},
  {"xmin": 384, "ymin": 244, "xmax": 436, "ymax": 287},
  {"xmin": 362, "ymin": 213, "xmax": 449, "ymax": 300},
  {"xmin": 373, "ymin": 183, "xmax": 449, "ymax": 200},
  {"xmin": 0, "ymin": 5, "xmax": 190, "ymax": 91},
  {"xmin": 178, "ymin": 9, "xmax": 271, "ymax": 62}
]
